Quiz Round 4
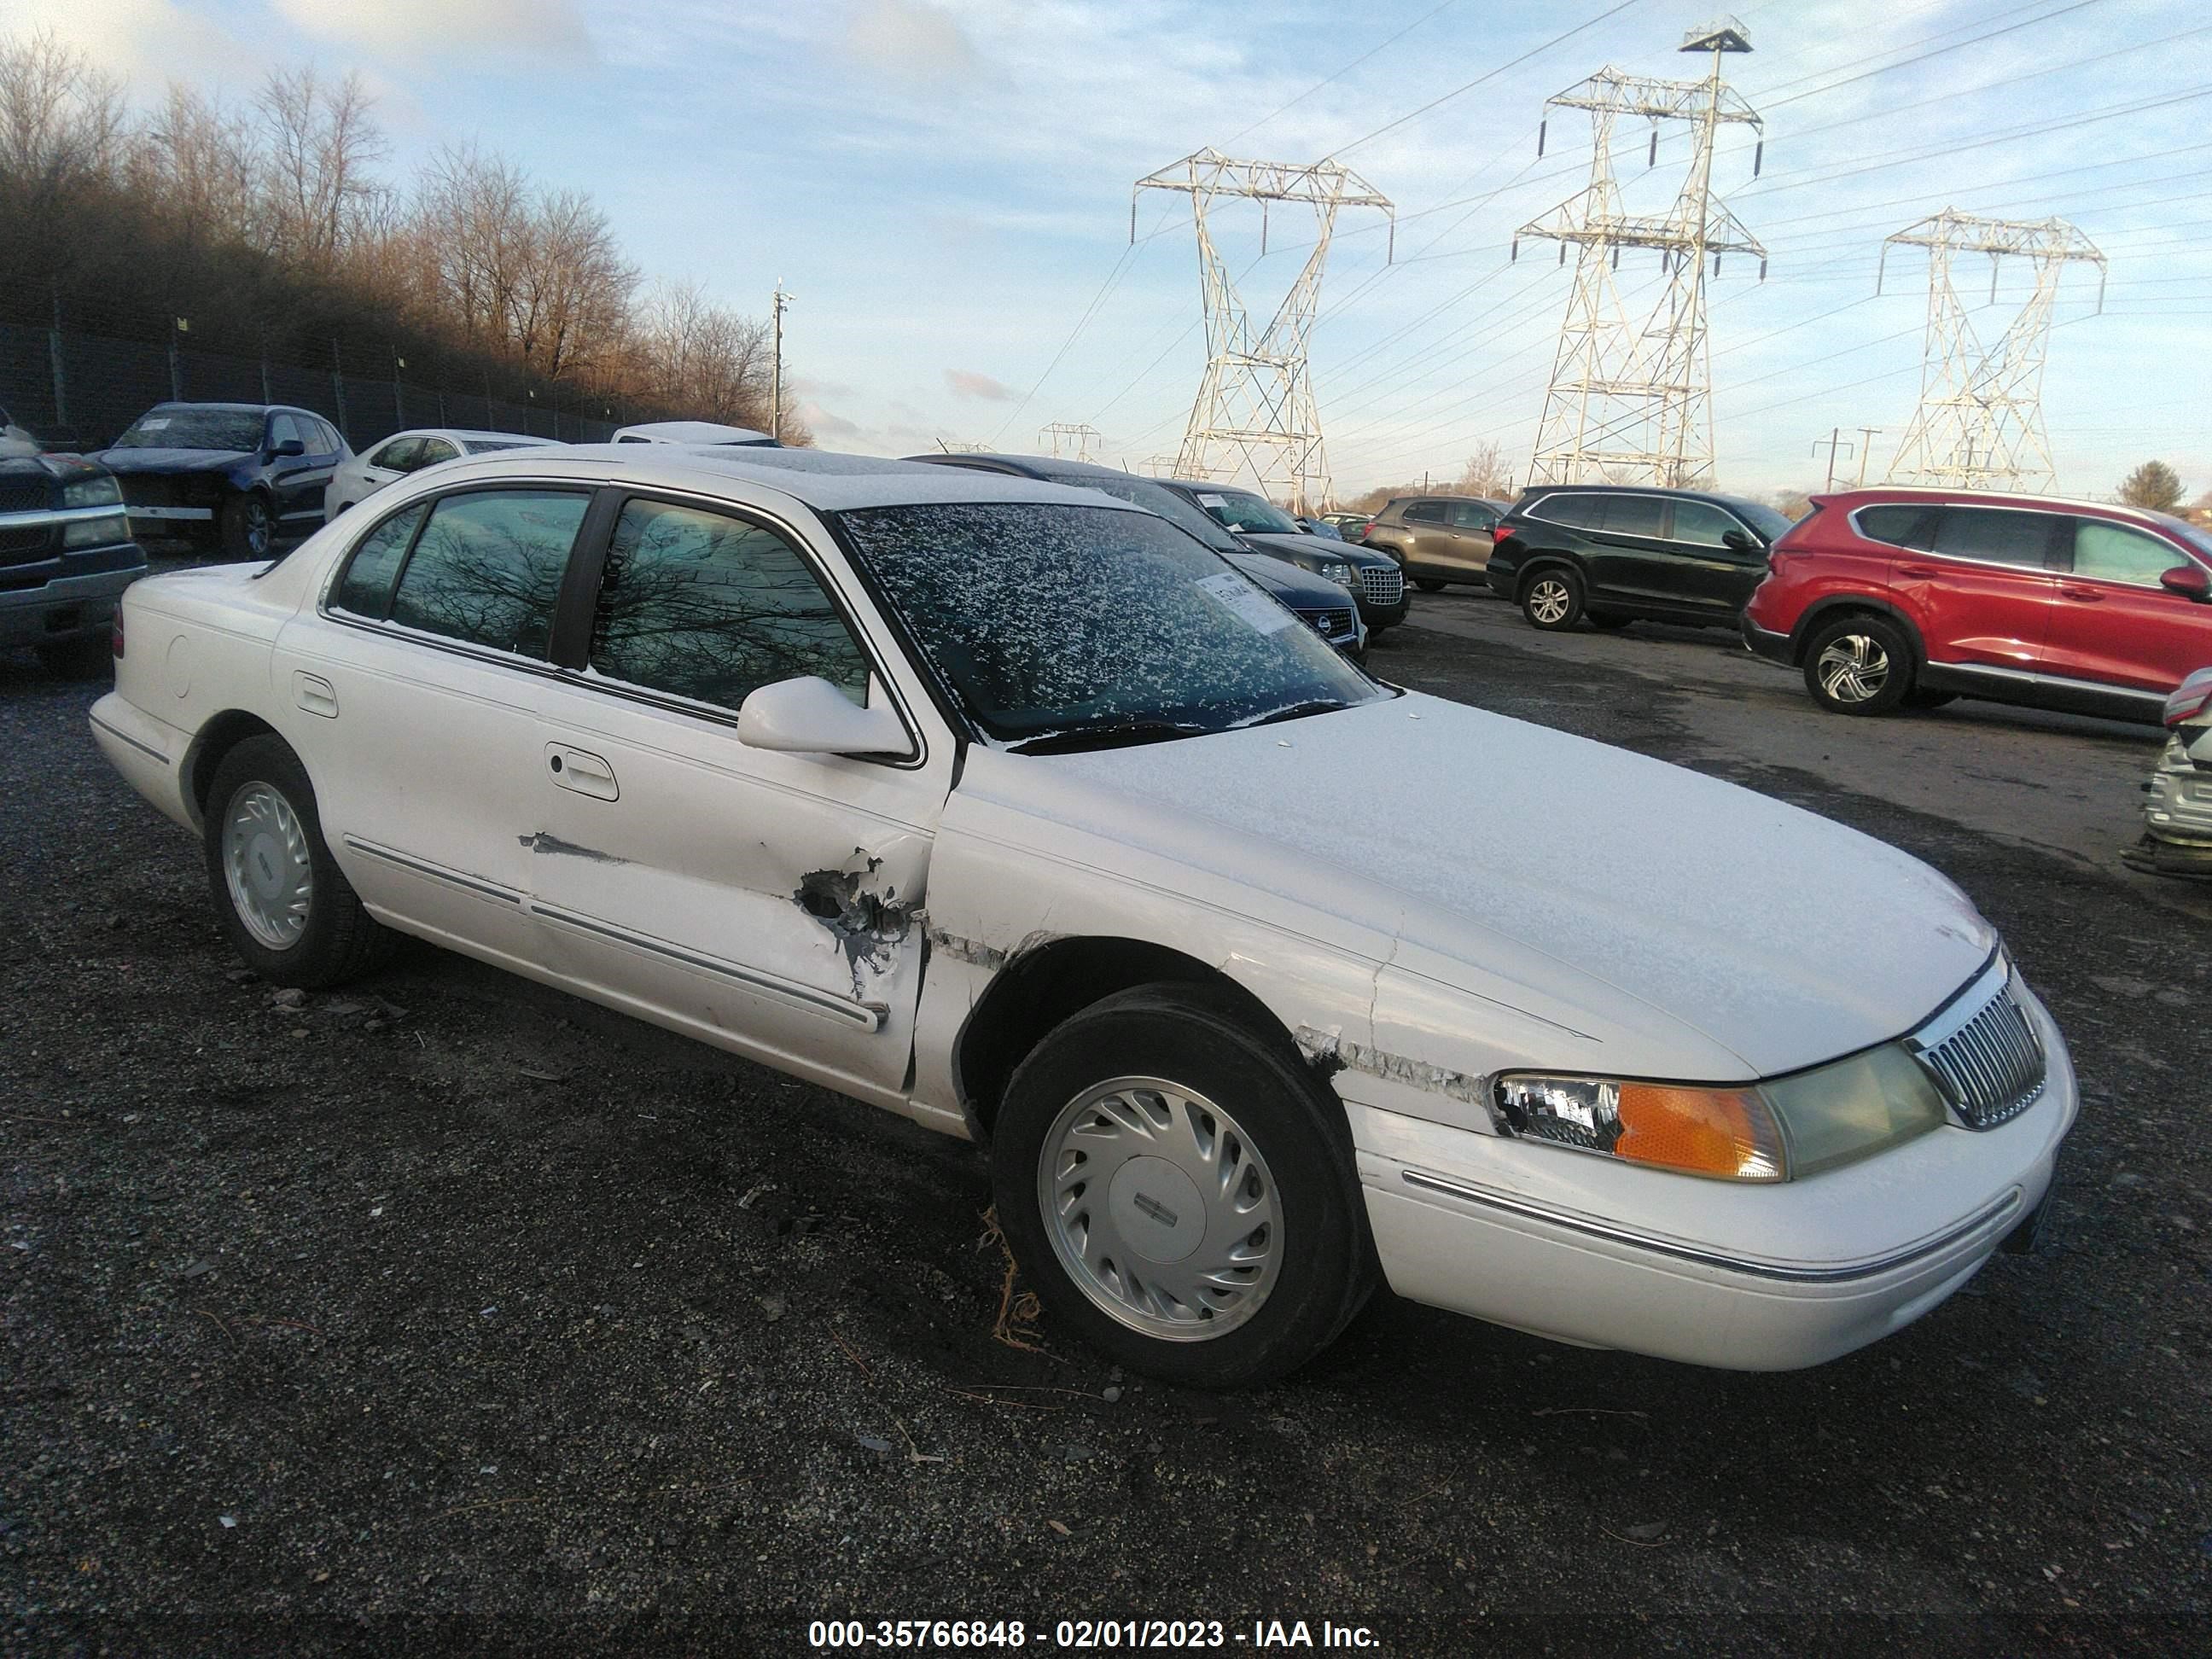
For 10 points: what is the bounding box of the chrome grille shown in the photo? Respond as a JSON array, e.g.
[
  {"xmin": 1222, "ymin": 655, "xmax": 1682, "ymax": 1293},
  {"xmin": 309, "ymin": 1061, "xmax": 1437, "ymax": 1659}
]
[
  {"xmin": 1359, "ymin": 565, "xmax": 1404, "ymax": 606},
  {"xmin": 1910, "ymin": 966, "xmax": 2046, "ymax": 1130},
  {"xmin": 1301, "ymin": 605, "xmax": 1356, "ymax": 639}
]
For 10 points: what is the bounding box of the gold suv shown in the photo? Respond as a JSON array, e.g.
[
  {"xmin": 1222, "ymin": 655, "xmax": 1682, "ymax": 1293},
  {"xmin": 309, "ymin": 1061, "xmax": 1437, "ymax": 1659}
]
[{"xmin": 1359, "ymin": 493, "xmax": 1511, "ymax": 591}]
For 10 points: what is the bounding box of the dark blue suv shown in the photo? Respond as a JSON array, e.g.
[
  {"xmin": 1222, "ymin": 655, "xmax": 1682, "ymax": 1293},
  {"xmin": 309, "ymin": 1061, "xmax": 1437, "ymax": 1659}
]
[{"xmin": 94, "ymin": 403, "xmax": 351, "ymax": 560}]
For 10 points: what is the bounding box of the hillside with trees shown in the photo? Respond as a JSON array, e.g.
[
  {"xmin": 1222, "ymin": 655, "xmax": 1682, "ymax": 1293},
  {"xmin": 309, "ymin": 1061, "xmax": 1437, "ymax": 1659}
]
[{"xmin": 0, "ymin": 31, "xmax": 800, "ymax": 440}]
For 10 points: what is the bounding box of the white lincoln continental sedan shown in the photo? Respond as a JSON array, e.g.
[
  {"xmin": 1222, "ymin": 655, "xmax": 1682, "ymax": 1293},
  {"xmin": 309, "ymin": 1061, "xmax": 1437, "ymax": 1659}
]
[{"xmin": 89, "ymin": 445, "xmax": 2075, "ymax": 1386}]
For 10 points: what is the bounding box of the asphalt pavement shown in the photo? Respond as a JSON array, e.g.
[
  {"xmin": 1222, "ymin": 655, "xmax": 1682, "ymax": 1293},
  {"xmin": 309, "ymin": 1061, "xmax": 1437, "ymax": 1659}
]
[{"xmin": 3, "ymin": 593, "xmax": 2207, "ymax": 1655}]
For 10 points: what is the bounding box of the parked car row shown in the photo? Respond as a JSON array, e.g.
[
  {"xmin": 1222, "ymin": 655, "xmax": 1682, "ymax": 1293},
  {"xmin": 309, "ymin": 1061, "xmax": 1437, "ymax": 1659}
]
[{"xmin": 88, "ymin": 438, "xmax": 2074, "ymax": 1386}]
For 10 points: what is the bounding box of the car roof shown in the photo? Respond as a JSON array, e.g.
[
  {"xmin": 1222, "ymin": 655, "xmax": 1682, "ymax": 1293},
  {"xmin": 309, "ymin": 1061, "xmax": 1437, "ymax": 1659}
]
[
  {"xmin": 1810, "ymin": 484, "xmax": 2185, "ymax": 530},
  {"xmin": 1388, "ymin": 492, "xmax": 1505, "ymax": 506},
  {"xmin": 612, "ymin": 420, "xmax": 775, "ymax": 445},
  {"xmin": 376, "ymin": 428, "xmax": 553, "ymax": 446},
  {"xmin": 411, "ymin": 443, "xmax": 1153, "ymax": 515},
  {"xmin": 904, "ymin": 451, "xmax": 1138, "ymax": 482},
  {"xmin": 144, "ymin": 401, "xmax": 311, "ymax": 416}
]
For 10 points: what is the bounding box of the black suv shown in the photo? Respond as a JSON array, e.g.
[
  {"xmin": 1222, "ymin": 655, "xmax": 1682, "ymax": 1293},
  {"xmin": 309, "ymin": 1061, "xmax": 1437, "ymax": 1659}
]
[
  {"xmin": 1, "ymin": 416, "xmax": 144, "ymax": 676},
  {"xmin": 1150, "ymin": 480, "xmax": 1410, "ymax": 634},
  {"xmin": 1485, "ymin": 484, "xmax": 1796, "ymax": 632}
]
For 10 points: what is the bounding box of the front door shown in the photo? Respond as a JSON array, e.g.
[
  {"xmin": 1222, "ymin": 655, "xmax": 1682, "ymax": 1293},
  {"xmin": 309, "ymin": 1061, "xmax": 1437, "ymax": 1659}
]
[
  {"xmin": 272, "ymin": 485, "xmax": 594, "ymax": 969},
  {"xmin": 527, "ymin": 492, "xmax": 952, "ymax": 1101},
  {"xmin": 265, "ymin": 413, "xmax": 334, "ymax": 533},
  {"xmin": 2041, "ymin": 516, "xmax": 2212, "ymax": 696},
  {"xmin": 1660, "ymin": 499, "xmax": 1769, "ymax": 620},
  {"xmin": 1580, "ymin": 492, "xmax": 1679, "ymax": 612},
  {"xmin": 1436, "ymin": 500, "xmax": 1499, "ymax": 575}
]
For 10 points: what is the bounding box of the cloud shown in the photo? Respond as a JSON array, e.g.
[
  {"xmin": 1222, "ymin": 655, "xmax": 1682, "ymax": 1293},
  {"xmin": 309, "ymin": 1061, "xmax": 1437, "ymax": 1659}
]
[
  {"xmin": 842, "ymin": 0, "xmax": 981, "ymax": 85},
  {"xmin": 945, "ymin": 369, "xmax": 1016, "ymax": 401},
  {"xmin": 271, "ymin": 0, "xmax": 593, "ymax": 67},
  {"xmin": 9, "ymin": 0, "xmax": 259, "ymax": 95}
]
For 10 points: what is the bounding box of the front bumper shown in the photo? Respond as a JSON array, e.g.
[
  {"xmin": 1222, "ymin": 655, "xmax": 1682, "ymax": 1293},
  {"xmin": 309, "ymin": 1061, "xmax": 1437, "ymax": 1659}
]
[
  {"xmin": 0, "ymin": 550, "xmax": 146, "ymax": 646},
  {"xmin": 1741, "ymin": 614, "xmax": 1794, "ymax": 667},
  {"xmin": 1348, "ymin": 992, "xmax": 2075, "ymax": 1371}
]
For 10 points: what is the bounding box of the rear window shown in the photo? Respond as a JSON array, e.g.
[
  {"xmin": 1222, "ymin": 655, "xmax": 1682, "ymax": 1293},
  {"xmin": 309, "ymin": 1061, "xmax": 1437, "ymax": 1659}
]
[
  {"xmin": 1931, "ymin": 507, "xmax": 2056, "ymax": 569},
  {"xmin": 1853, "ymin": 504, "xmax": 1934, "ymax": 549},
  {"xmin": 1526, "ymin": 492, "xmax": 1604, "ymax": 528},
  {"xmin": 1598, "ymin": 496, "xmax": 1666, "ymax": 538},
  {"xmin": 1402, "ymin": 500, "xmax": 1447, "ymax": 524}
]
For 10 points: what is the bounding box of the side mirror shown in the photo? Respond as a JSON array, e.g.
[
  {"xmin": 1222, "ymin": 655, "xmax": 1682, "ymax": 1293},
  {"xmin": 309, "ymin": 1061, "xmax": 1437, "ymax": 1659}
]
[
  {"xmin": 2159, "ymin": 564, "xmax": 2209, "ymax": 602},
  {"xmin": 737, "ymin": 676, "xmax": 911, "ymax": 757},
  {"xmin": 1721, "ymin": 529, "xmax": 1759, "ymax": 554},
  {"xmin": 270, "ymin": 438, "xmax": 306, "ymax": 458}
]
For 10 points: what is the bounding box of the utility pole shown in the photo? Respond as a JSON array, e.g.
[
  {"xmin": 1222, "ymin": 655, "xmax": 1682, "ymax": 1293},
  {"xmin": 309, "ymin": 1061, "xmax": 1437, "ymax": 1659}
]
[
  {"xmin": 771, "ymin": 282, "xmax": 793, "ymax": 441},
  {"xmin": 1812, "ymin": 428, "xmax": 1853, "ymax": 491},
  {"xmin": 1878, "ymin": 210, "xmax": 2105, "ymax": 493},
  {"xmin": 1854, "ymin": 426, "xmax": 1883, "ymax": 487},
  {"xmin": 1518, "ymin": 20, "xmax": 1767, "ymax": 488},
  {"xmin": 1134, "ymin": 148, "xmax": 1394, "ymax": 513},
  {"xmin": 169, "ymin": 316, "xmax": 189, "ymax": 402}
]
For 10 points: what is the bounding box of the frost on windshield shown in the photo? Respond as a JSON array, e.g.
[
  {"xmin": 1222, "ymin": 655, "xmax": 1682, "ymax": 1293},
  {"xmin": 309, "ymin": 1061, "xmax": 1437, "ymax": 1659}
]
[{"xmin": 835, "ymin": 502, "xmax": 1375, "ymax": 743}]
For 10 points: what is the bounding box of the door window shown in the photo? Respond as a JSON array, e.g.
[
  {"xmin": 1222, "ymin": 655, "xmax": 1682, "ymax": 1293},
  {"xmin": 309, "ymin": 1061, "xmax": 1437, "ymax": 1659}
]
[
  {"xmin": 306, "ymin": 418, "xmax": 341, "ymax": 454},
  {"xmin": 1667, "ymin": 500, "xmax": 1745, "ymax": 548},
  {"xmin": 1401, "ymin": 500, "xmax": 1447, "ymax": 524},
  {"xmin": 1530, "ymin": 493, "xmax": 1604, "ymax": 528},
  {"xmin": 1447, "ymin": 501, "xmax": 1496, "ymax": 531},
  {"xmin": 369, "ymin": 436, "xmax": 423, "ymax": 474},
  {"xmin": 416, "ymin": 438, "xmax": 461, "ymax": 468},
  {"xmin": 268, "ymin": 413, "xmax": 306, "ymax": 451},
  {"xmin": 1598, "ymin": 495, "xmax": 1666, "ymax": 538},
  {"xmin": 387, "ymin": 489, "xmax": 589, "ymax": 658},
  {"xmin": 1853, "ymin": 504, "xmax": 1935, "ymax": 549},
  {"xmin": 332, "ymin": 502, "xmax": 429, "ymax": 618},
  {"xmin": 1930, "ymin": 508, "xmax": 2056, "ymax": 568},
  {"xmin": 2069, "ymin": 519, "xmax": 2191, "ymax": 588},
  {"xmin": 589, "ymin": 498, "xmax": 873, "ymax": 712}
]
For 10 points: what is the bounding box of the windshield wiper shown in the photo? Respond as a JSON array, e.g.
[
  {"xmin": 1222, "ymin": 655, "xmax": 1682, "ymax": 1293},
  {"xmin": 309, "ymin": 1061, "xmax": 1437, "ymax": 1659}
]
[
  {"xmin": 1009, "ymin": 720, "xmax": 1211, "ymax": 756},
  {"xmin": 1242, "ymin": 698, "xmax": 1353, "ymax": 729}
]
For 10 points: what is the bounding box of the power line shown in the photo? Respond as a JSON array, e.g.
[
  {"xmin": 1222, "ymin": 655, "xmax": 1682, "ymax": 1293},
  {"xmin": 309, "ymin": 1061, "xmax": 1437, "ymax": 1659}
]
[{"xmin": 1224, "ymin": 0, "xmax": 1467, "ymax": 148}]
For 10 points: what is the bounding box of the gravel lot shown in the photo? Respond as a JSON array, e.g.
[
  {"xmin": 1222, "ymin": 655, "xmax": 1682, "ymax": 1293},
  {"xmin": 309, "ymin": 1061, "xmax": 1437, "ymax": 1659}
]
[{"xmin": 4, "ymin": 590, "xmax": 2208, "ymax": 1655}]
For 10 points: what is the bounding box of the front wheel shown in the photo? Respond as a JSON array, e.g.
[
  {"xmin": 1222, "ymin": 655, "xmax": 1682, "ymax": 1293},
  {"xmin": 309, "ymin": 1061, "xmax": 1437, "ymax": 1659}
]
[
  {"xmin": 1804, "ymin": 614, "xmax": 1913, "ymax": 715},
  {"xmin": 219, "ymin": 491, "xmax": 273, "ymax": 561},
  {"xmin": 1521, "ymin": 568, "xmax": 1584, "ymax": 631},
  {"xmin": 202, "ymin": 735, "xmax": 395, "ymax": 987},
  {"xmin": 990, "ymin": 984, "xmax": 1375, "ymax": 1388},
  {"xmin": 1414, "ymin": 578, "xmax": 1446, "ymax": 593}
]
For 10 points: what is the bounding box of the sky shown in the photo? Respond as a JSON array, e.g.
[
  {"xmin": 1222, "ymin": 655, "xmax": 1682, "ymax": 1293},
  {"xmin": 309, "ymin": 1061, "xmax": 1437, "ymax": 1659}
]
[{"xmin": 15, "ymin": 0, "xmax": 2211, "ymax": 503}]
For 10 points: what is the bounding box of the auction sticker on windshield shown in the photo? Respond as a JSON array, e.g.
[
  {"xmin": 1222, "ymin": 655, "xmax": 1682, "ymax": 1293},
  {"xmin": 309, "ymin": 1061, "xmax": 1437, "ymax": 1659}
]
[{"xmin": 1194, "ymin": 570, "xmax": 1294, "ymax": 634}]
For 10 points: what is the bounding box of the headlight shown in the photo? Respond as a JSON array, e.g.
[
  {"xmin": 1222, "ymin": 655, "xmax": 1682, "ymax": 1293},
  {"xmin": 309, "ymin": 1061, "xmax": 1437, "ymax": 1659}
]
[
  {"xmin": 1320, "ymin": 560, "xmax": 1354, "ymax": 585},
  {"xmin": 63, "ymin": 512, "xmax": 131, "ymax": 549},
  {"xmin": 61, "ymin": 474, "xmax": 123, "ymax": 509},
  {"xmin": 1496, "ymin": 1043, "xmax": 1947, "ymax": 1183}
]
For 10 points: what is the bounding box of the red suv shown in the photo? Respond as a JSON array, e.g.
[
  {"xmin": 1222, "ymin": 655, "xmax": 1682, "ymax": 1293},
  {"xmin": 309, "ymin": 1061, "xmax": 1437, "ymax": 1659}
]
[{"xmin": 1742, "ymin": 488, "xmax": 2212, "ymax": 721}]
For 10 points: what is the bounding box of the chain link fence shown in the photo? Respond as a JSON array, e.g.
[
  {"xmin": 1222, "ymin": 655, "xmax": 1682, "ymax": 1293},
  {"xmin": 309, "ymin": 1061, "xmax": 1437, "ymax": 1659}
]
[{"xmin": 1, "ymin": 314, "xmax": 653, "ymax": 454}]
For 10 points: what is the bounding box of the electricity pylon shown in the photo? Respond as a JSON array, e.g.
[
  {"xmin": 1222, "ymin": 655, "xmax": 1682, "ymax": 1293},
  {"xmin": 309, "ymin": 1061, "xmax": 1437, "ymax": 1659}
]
[
  {"xmin": 1517, "ymin": 18, "xmax": 1767, "ymax": 488},
  {"xmin": 1877, "ymin": 210, "xmax": 2106, "ymax": 493},
  {"xmin": 1134, "ymin": 148, "xmax": 1393, "ymax": 512},
  {"xmin": 1039, "ymin": 422, "xmax": 1101, "ymax": 462}
]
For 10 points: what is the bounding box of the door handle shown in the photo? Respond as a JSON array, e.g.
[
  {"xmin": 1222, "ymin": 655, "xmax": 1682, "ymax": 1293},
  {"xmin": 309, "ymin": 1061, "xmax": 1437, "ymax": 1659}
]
[
  {"xmin": 2061, "ymin": 586, "xmax": 2104, "ymax": 602},
  {"xmin": 546, "ymin": 743, "xmax": 619, "ymax": 800},
  {"xmin": 1898, "ymin": 564, "xmax": 1939, "ymax": 578},
  {"xmin": 293, "ymin": 671, "xmax": 339, "ymax": 719}
]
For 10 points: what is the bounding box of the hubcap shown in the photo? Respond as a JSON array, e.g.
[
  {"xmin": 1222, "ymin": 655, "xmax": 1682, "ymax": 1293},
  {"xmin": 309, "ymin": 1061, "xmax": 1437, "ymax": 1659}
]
[
  {"xmin": 242, "ymin": 500, "xmax": 270, "ymax": 556},
  {"xmin": 1815, "ymin": 634, "xmax": 1890, "ymax": 703},
  {"xmin": 1528, "ymin": 579, "xmax": 1571, "ymax": 625},
  {"xmin": 222, "ymin": 783, "xmax": 312, "ymax": 949},
  {"xmin": 1037, "ymin": 1076, "xmax": 1280, "ymax": 1342}
]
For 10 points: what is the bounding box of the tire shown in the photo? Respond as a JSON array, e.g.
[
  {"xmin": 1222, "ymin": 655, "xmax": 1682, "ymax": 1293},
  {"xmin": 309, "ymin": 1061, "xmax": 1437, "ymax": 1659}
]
[
  {"xmin": 37, "ymin": 633, "xmax": 112, "ymax": 678},
  {"xmin": 1521, "ymin": 567, "xmax": 1584, "ymax": 631},
  {"xmin": 990, "ymin": 983, "xmax": 1376, "ymax": 1389},
  {"xmin": 1905, "ymin": 688, "xmax": 1957, "ymax": 709},
  {"xmin": 1587, "ymin": 614, "xmax": 1633, "ymax": 631},
  {"xmin": 1414, "ymin": 578, "xmax": 1446, "ymax": 593},
  {"xmin": 218, "ymin": 491, "xmax": 274, "ymax": 562},
  {"xmin": 1803, "ymin": 614, "xmax": 1914, "ymax": 715},
  {"xmin": 202, "ymin": 735, "xmax": 395, "ymax": 987}
]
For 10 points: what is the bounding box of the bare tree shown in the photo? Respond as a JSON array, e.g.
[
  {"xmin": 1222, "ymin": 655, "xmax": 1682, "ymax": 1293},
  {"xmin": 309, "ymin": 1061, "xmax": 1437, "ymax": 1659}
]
[
  {"xmin": 256, "ymin": 67, "xmax": 388, "ymax": 272},
  {"xmin": 0, "ymin": 32, "xmax": 126, "ymax": 294},
  {"xmin": 1454, "ymin": 441, "xmax": 1515, "ymax": 500},
  {"xmin": 630, "ymin": 281, "xmax": 773, "ymax": 426}
]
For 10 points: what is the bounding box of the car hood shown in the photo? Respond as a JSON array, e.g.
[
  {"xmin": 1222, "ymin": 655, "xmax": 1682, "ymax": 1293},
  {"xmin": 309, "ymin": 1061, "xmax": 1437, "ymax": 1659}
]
[
  {"xmin": 1226, "ymin": 551, "xmax": 1345, "ymax": 608},
  {"xmin": 93, "ymin": 448, "xmax": 252, "ymax": 474},
  {"xmin": 1242, "ymin": 529, "xmax": 1394, "ymax": 569},
  {"xmin": 967, "ymin": 693, "xmax": 1993, "ymax": 1078}
]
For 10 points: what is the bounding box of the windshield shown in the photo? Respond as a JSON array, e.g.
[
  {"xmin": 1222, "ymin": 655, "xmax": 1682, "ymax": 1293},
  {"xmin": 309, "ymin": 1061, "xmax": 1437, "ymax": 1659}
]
[
  {"xmin": 834, "ymin": 502, "xmax": 1382, "ymax": 747},
  {"xmin": 1724, "ymin": 497, "xmax": 1797, "ymax": 540},
  {"xmin": 1195, "ymin": 489, "xmax": 1302, "ymax": 536},
  {"xmin": 113, "ymin": 409, "xmax": 264, "ymax": 451},
  {"xmin": 1031, "ymin": 468, "xmax": 1243, "ymax": 555},
  {"xmin": 2151, "ymin": 512, "xmax": 2212, "ymax": 564}
]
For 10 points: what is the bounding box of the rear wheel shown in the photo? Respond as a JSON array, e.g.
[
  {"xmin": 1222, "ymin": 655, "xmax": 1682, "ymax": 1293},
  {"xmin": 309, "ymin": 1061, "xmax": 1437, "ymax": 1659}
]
[
  {"xmin": 1414, "ymin": 578, "xmax": 1446, "ymax": 593},
  {"xmin": 202, "ymin": 736, "xmax": 394, "ymax": 987},
  {"xmin": 990, "ymin": 984, "xmax": 1374, "ymax": 1388},
  {"xmin": 1803, "ymin": 614, "xmax": 1913, "ymax": 716},
  {"xmin": 1521, "ymin": 568, "xmax": 1584, "ymax": 631},
  {"xmin": 219, "ymin": 491, "xmax": 273, "ymax": 561}
]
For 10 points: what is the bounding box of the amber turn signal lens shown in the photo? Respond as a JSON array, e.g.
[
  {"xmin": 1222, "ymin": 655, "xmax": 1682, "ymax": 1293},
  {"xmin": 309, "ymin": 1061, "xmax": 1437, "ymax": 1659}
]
[{"xmin": 1615, "ymin": 1085, "xmax": 1784, "ymax": 1181}]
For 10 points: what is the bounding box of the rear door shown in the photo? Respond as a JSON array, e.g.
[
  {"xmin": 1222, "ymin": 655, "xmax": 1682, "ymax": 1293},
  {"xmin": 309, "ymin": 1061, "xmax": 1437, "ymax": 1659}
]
[
  {"xmin": 1662, "ymin": 499, "xmax": 1769, "ymax": 619},
  {"xmin": 1892, "ymin": 505, "xmax": 2060, "ymax": 675},
  {"xmin": 1395, "ymin": 498, "xmax": 1455, "ymax": 572},
  {"xmin": 1438, "ymin": 500, "xmax": 1500, "ymax": 575},
  {"xmin": 2041, "ymin": 516, "xmax": 2212, "ymax": 696},
  {"xmin": 1580, "ymin": 492, "xmax": 1678, "ymax": 611},
  {"xmin": 526, "ymin": 490, "xmax": 954, "ymax": 1101}
]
